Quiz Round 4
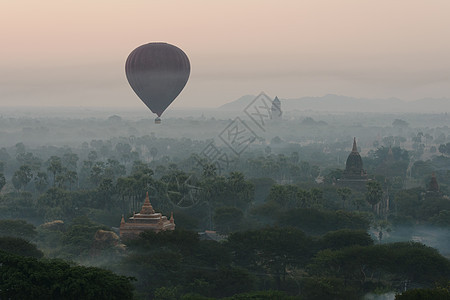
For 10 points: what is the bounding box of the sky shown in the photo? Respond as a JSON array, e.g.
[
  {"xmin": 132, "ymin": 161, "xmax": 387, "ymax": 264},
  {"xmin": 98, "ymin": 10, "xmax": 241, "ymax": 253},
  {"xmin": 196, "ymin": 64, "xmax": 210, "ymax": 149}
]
[{"xmin": 1, "ymin": 0, "xmax": 450, "ymax": 109}]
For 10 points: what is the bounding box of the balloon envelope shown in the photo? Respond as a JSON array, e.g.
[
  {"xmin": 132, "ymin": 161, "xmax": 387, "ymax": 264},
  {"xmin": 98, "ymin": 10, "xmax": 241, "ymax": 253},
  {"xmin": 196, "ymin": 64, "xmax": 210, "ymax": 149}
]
[{"xmin": 125, "ymin": 42, "xmax": 190, "ymax": 117}]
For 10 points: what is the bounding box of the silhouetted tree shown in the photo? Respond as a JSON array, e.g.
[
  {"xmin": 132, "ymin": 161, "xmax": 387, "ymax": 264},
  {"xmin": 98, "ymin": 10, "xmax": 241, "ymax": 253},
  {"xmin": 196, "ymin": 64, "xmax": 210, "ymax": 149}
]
[
  {"xmin": 47, "ymin": 156, "xmax": 63, "ymax": 187},
  {"xmin": 0, "ymin": 173, "xmax": 5, "ymax": 191},
  {"xmin": 365, "ymin": 181, "xmax": 383, "ymax": 212},
  {"xmin": 337, "ymin": 187, "xmax": 352, "ymax": 209}
]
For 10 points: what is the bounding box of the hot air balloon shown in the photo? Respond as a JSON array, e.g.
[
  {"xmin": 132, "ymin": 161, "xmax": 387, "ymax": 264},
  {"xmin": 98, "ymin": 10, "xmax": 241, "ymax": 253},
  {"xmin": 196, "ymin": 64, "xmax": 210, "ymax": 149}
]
[{"xmin": 125, "ymin": 42, "xmax": 190, "ymax": 124}]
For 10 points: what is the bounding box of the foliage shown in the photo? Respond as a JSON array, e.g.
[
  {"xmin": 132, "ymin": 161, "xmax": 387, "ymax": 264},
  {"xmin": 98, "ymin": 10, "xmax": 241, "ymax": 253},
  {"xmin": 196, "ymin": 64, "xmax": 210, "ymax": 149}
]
[
  {"xmin": 250, "ymin": 177, "xmax": 276, "ymax": 203},
  {"xmin": 34, "ymin": 171, "xmax": 49, "ymax": 192},
  {"xmin": 308, "ymin": 242, "xmax": 450, "ymax": 292},
  {"xmin": 223, "ymin": 290, "xmax": 300, "ymax": 299},
  {"xmin": 411, "ymin": 160, "xmax": 434, "ymax": 179},
  {"xmin": 324, "ymin": 168, "xmax": 343, "ymax": 184},
  {"xmin": 2, "ymin": 114, "xmax": 450, "ymax": 298},
  {"xmin": 264, "ymin": 184, "xmax": 330, "ymax": 212},
  {"xmin": 301, "ymin": 276, "xmax": 359, "ymax": 300},
  {"xmin": 277, "ymin": 208, "xmax": 371, "ymax": 235},
  {"xmin": 430, "ymin": 210, "xmax": 450, "ymax": 226},
  {"xmin": 129, "ymin": 228, "xmax": 199, "ymax": 251},
  {"xmin": 0, "ymin": 173, "xmax": 5, "ymax": 191},
  {"xmin": 0, "ymin": 192, "xmax": 38, "ymax": 220},
  {"xmin": 395, "ymin": 282, "xmax": 450, "ymax": 300},
  {"xmin": 213, "ymin": 206, "xmax": 244, "ymax": 234},
  {"xmin": 121, "ymin": 229, "xmax": 245, "ymax": 298},
  {"xmin": 0, "ymin": 236, "xmax": 43, "ymax": 258},
  {"xmin": 366, "ymin": 181, "xmax": 383, "ymax": 210},
  {"xmin": 12, "ymin": 165, "xmax": 33, "ymax": 191},
  {"xmin": 394, "ymin": 188, "xmax": 450, "ymax": 222},
  {"xmin": 0, "ymin": 219, "xmax": 37, "ymax": 240},
  {"xmin": 227, "ymin": 227, "xmax": 315, "ymax": 289},
  {"xmin": 337, "ymin": 187, "xmax": 352, "ymax": 209},
  {"xmin": 439, "ymin": 142, "xmax": 450, "ymax": 155},
  {"xmin": 321, "ymin": 229, "xmax": 373, "ymax": 250},
  {"xmin": 37, "ymin": 188, "xmax": 75, "ymax": 221},
  {"xmin": 392, "ymin": 119, "xmax": 409, "ymax": 128},
  {"xmin": 0, "ymin": 250, "xmax": 134, "ymax": 299},
  {"xmin": 367, "ymin": 146, "xmax": 409, "ymax": 178},
  {"xmin": 60, "ymin": 216, "xmax": 110, "ymax": 259}
]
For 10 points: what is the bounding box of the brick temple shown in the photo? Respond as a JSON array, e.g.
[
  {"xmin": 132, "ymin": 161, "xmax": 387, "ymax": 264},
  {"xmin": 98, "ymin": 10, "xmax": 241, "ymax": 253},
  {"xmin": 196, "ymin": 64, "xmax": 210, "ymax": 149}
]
[{"xmin": 119, "ymin": 192, "xmax": 175, "ymax": 239}]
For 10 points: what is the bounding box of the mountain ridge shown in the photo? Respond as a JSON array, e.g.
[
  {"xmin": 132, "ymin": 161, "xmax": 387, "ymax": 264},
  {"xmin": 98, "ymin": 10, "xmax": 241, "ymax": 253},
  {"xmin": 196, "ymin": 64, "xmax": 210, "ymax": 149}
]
[{"xmin": 218, "ymin": 94, "xmax": 450, "ymax": 113}]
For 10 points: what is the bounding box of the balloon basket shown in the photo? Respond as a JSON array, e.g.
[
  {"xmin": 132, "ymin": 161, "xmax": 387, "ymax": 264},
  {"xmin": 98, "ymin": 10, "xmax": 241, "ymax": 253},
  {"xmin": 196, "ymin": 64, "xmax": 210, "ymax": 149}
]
[{"xmin": 155, "ymin": 117, "xmax": 161, "ymax": 124}]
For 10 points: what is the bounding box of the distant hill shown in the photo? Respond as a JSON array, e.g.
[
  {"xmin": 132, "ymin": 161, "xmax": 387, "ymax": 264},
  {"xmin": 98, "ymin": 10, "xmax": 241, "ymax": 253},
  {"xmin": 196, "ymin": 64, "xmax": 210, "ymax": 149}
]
[
  {"xmin": 219, "ymin": 94, "xmax": 450, "ymax": 113},
  {"xmin": 219, "ymin": 95, "xmax": 256, "ymax": 111}
]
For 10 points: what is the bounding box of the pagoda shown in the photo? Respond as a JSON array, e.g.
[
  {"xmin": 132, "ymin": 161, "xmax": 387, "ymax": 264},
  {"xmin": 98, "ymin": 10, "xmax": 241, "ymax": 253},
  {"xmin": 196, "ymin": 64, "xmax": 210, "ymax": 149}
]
[
  {"xmin": 427, "ymin": 173, "xmax": 440, "ymax": 193},
  {"xmin": 271, "ymin": 96, "xmax": 282, "ymax": 120},
  {"xmin": 343, "ymin": 138, "xmax": 367, "ymax": 179},
  {"xmin": 338, "ymin": 137, "xmax": 368, "ymax": 189},
  {"xmin": 119, "ymin": 192, "xmax": 175, "ymax": 239}
]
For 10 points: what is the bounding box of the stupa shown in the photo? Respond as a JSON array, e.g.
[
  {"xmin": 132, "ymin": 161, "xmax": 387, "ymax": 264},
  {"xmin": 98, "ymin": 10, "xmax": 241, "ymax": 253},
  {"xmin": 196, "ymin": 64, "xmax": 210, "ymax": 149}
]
[{"xmin": 338, "ymin": 137, "xmax": 368, "ymax": 189}]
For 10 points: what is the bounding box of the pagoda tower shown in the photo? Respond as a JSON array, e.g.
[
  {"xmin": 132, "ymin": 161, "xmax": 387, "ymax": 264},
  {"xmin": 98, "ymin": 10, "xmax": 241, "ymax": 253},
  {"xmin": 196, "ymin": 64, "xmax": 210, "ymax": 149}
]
[
  {"xmin": 119, "ymin": 192, "xmax": 175, "ymax": 239},
  {"xmin": 427, "ymin": 173, "xmax": 440, "ymax": 193},
  {"xmin": 338, "ymin": 137, "xmax": 368, "ymax": 189},
  {"xmin": 343, "ymin": 137, "xmax": 367, "ymax": 179},
  {"xmin": 271, "ymin": 96, "xmax": 282, "ymax": 120}
]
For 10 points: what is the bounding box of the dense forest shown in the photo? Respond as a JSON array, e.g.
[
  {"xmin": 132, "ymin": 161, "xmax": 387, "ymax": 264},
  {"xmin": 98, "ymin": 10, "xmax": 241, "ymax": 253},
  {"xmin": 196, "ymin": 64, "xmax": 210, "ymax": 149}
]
[{"xmin": 0, "ymin": 110, "xmax": 449, "ymax": 299}]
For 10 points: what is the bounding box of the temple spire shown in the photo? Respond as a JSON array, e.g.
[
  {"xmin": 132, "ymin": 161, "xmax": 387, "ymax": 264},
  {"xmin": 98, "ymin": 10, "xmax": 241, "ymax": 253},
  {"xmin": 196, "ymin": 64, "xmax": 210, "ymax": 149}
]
[
  {"xmin": 170, "ymin": 212, "xmax": 174, "ymax": 224},
  {"xmin": 352, "ymin": 137, "xmax": 358, "ymax": 152},
  {"xmin": 428, "ymin": 173, "xmax": 439, "ymax": 192},
  {"xmin": 271, "ymin": 96, "xmax": 282, "ymax": 119},
  {"xmin": 140, "ymin": 191, "xmax": 155, "ymax": 214}
]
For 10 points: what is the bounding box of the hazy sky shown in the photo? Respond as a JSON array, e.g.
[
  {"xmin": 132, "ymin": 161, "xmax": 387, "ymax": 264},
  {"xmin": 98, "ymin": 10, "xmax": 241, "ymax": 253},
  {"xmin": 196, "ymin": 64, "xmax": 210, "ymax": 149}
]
[{"xmin": 1, "ymin": 0, "xmax": 450, "ymax": 109}]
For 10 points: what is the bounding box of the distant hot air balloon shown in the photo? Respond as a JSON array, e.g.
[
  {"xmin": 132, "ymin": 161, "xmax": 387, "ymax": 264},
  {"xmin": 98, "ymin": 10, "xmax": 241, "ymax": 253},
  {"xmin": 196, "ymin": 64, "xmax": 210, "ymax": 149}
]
[{"xmin": 125, "ymin": 42, "xmax": 190, "ymax": 124}]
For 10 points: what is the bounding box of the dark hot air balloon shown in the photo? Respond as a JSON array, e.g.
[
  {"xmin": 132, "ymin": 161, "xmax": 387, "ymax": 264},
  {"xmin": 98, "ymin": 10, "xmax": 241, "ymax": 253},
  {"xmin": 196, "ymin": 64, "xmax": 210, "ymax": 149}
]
[{"xmin": 125, "ymin": 42, "xmax": 190, "ymax": 123}]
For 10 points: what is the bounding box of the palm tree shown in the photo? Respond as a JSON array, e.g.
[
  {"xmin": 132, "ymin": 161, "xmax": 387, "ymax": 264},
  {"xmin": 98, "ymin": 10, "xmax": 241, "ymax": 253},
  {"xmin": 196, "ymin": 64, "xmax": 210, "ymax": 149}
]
[
  {"xmin": 47, "ymin": 156, "xmax": 62, "ymax": 187},
  {"xmin": 14, "ymin": 165, "xmax": 33, "ymax": 191},
  {"xmin": 65, "ymin": 170, "xmax": 78, "ymax": 190},
  {"xmin": 202, "ymin": 163, "xmax": 217, "ymax": 178},
  {"xmin": 337, "ymin": 187, "xmax": 352, "ymax": 209},
  {"xmin": 34, "ymin": 172, "xmax": 48, "ymax": 193},
  {"xmin": 366, "ymin": 181, "xmax": 383, "ymax": 213}
]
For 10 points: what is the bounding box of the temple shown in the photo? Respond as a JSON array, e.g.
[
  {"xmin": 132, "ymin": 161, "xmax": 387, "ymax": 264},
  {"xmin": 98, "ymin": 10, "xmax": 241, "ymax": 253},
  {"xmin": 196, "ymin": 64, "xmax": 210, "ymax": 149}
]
[
  {"xmin": 427, "ymin": 173, "xmax": 440, "ymax": 193},
  {"xmin": 271, "ymin": 96, "xmax": 282, "ymax": 120},
  {"xmin": 338, "ymin": 137, "xmax": 368, "ymax": 189},
  {"xmin": 119, "ymin": 192, "xmax": 175, "ymax": 239},
  {"xmin": 345, "ymin": 138, "xmax": 366, "ymax": 178}
]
